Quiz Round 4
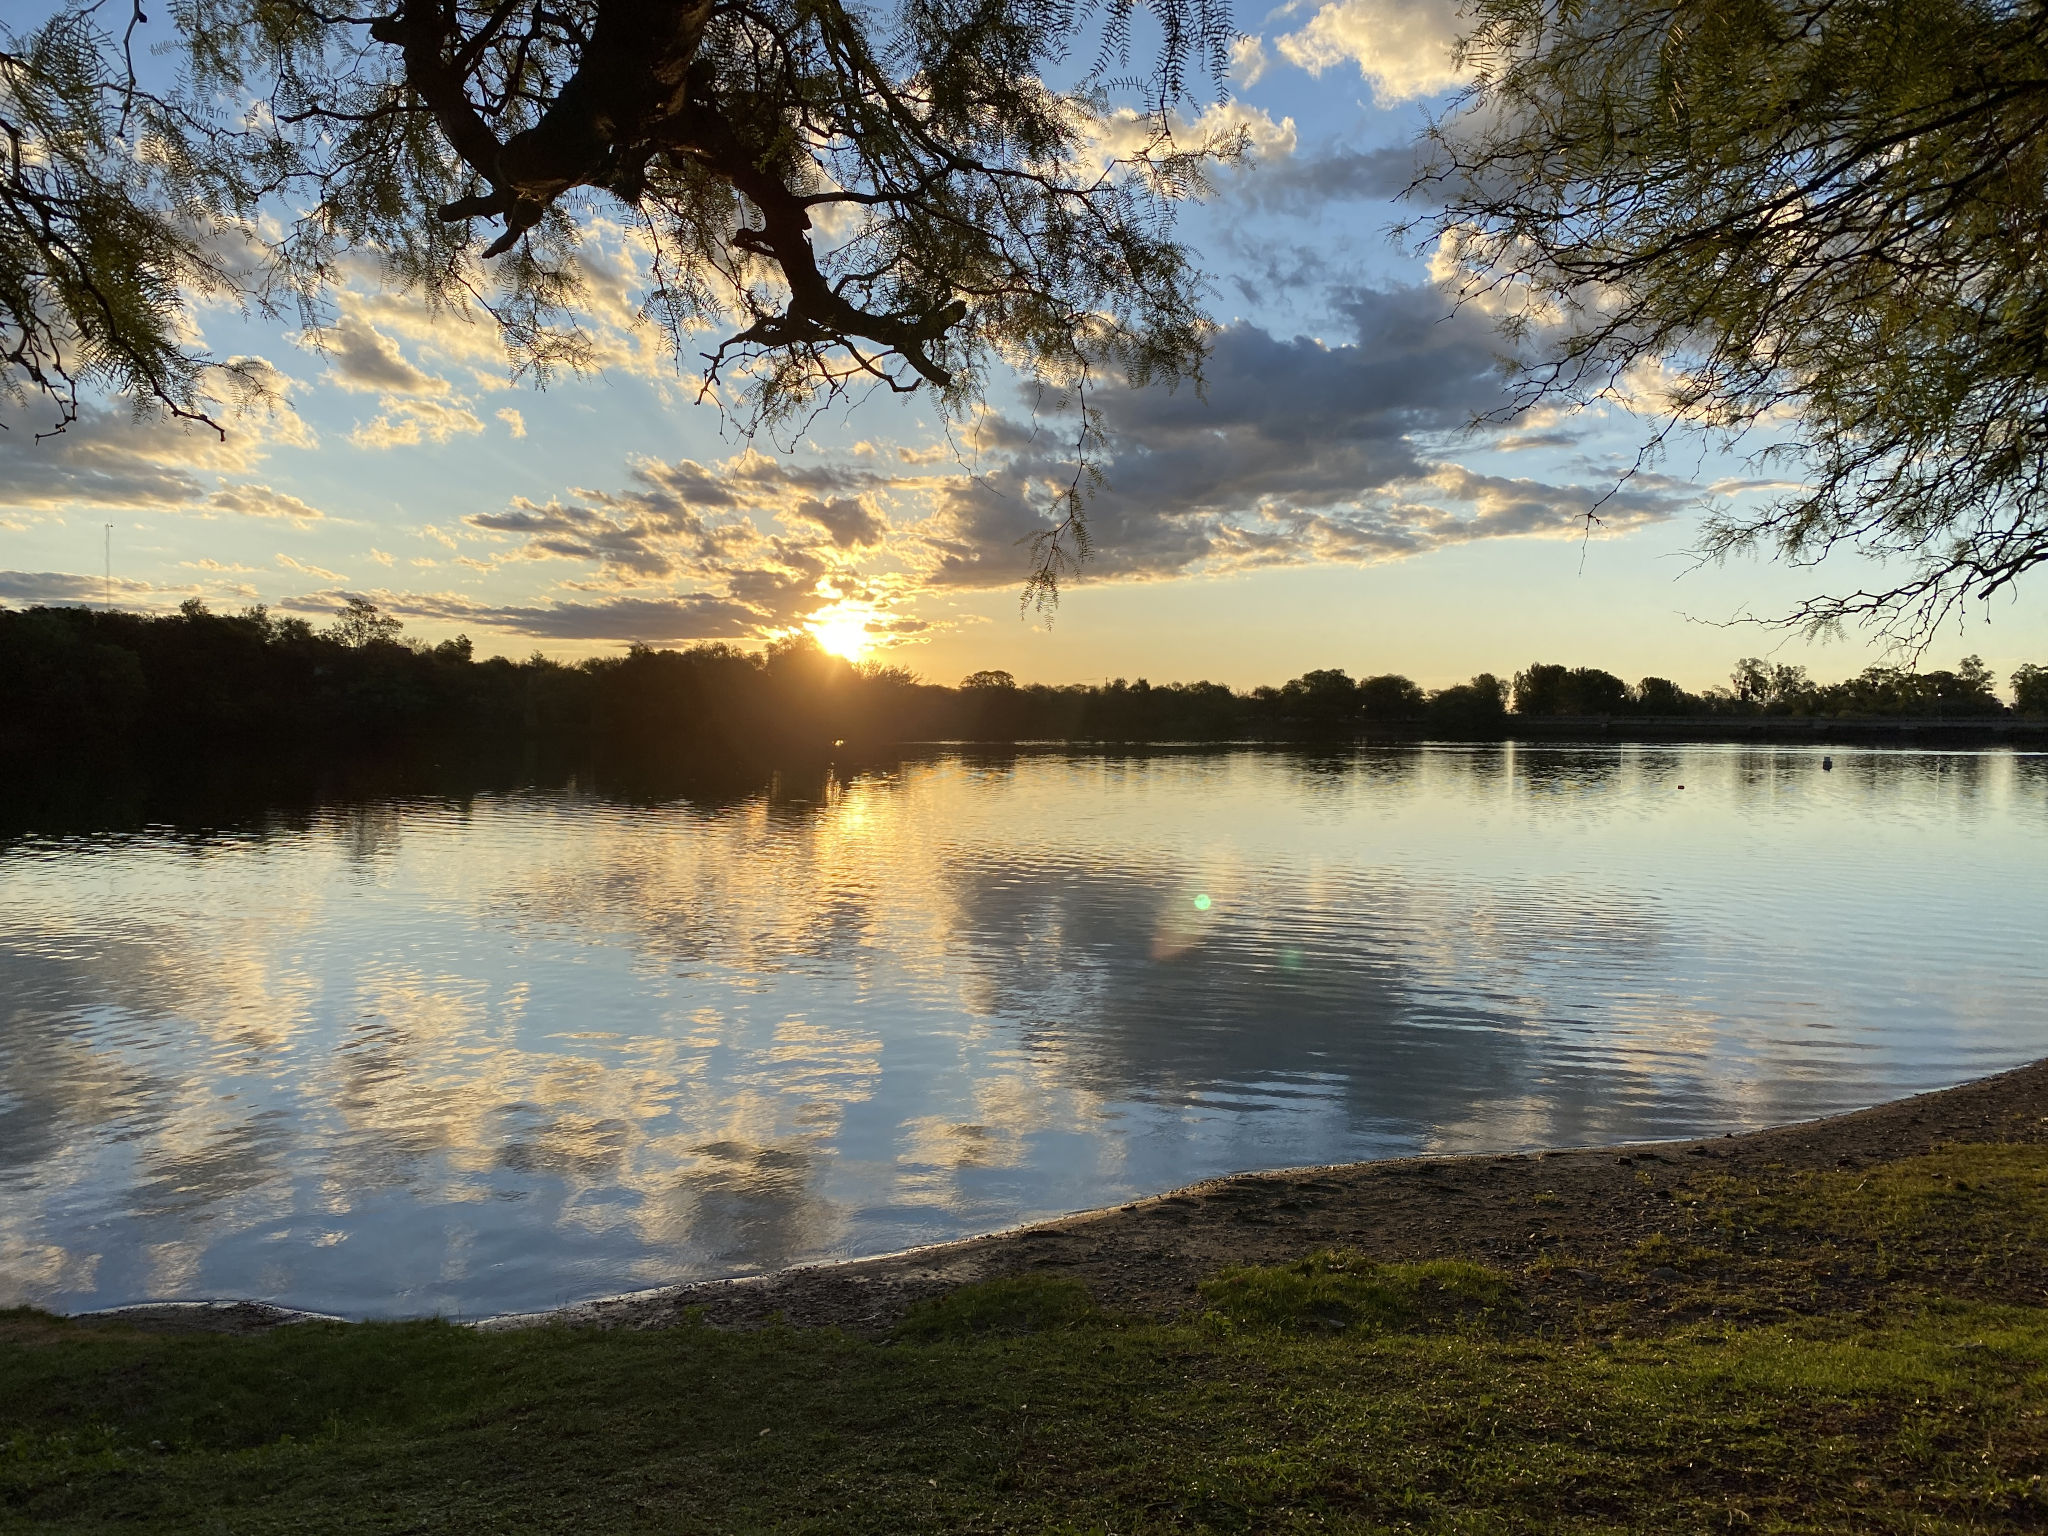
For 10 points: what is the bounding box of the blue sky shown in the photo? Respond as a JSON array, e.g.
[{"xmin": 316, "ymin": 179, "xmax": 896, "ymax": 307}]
[{"xmin": 5, "ymin": 0, "xmax": 2045, "ymax": 691}]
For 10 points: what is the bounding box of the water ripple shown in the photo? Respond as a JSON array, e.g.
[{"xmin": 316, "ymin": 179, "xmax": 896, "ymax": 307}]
[{"xmin": 0, "ymin": 744, "xmax": 2043, "ymax": 1316}]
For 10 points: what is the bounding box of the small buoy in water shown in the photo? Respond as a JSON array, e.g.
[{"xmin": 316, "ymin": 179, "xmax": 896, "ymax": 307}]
[{"xmin": 1822, "ymin": 756, "xmax": 1834, "ymax": 771}]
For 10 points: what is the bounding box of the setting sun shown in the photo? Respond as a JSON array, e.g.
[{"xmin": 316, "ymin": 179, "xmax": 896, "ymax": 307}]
[{"xmin": 807, "ymin": 606, "xmax": 874, "ymax": 661}]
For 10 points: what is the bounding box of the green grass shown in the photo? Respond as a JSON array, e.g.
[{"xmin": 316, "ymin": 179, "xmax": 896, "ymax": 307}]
[
  {"xmin": 1199, "ymin": 1253, "xmax": 1520, "ymax": 1335},
  {"xmin": 4, "ymin": 1144, "xmax": 2046, "ymax": 1533},
  {"xmin": 895, "ymin": 1273, "xmax": 1099, "ymax": 1340}
]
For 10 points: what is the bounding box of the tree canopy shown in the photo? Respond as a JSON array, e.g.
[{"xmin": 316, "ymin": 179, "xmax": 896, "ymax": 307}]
[
  {"xmin": 2, "ymin": 0, "xmax": 1232, "ymax": 473},
  {"xmin": 1418, "ymin": 0, "xmax": 2048, "ymax": 641}
]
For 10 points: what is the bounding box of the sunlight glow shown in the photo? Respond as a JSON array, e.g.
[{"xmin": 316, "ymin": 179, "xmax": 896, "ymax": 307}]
[{"xmin": 807, "ymin": 605, "xmax": 875, "ymax": 662}]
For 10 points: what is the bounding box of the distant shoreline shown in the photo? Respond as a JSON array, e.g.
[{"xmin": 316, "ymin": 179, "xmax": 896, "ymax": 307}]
[
  {"xmin": 906, "ymin": 719, "xmax": 2048, "ymax": 746},
  {"xmin": 78, "ymin": 1056, "xmax": 2048, "ymax": 1337},
  {"xmin": 9, "ymin": 603, "xmax": 2042, "ymax": 771}
]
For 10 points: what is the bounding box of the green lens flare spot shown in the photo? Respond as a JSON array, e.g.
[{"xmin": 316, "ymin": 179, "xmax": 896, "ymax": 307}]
[{"xmin": 1193, "ymin": 893, "xmax": 1212, "ymax": 911}]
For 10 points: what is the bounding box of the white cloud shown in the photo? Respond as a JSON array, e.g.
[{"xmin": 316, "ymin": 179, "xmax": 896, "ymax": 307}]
[
  {"xmin": 497, "ymin": 407, "xmax": 528, "ymax": 438},
  {"xmin": 350, "ymin": 396, "xmax": 487, "ymax": 449},
  {"xmin": 219, "ymin": 356, "xmax": 319, "ymax": 448},
  {"xmin": 207, "ymin": 482, "xmax": 326, "ymax": 523},
  {"xmin": 276, "ymin": 553, "xmax": 347, "ymax": 582},
  {"xmin": 1094, "ymin": 100, "xmax": 1298, "ymax": 168},
  {"xmin": 1230, "ymin": 35, "xmax": 1270, "ymax": 88},
  {"xmin": 1277, "ymin": 0, "xmax": 1468, "ymax": 103}
]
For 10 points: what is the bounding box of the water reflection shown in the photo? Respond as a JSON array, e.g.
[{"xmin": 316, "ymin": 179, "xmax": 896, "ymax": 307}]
[{"xmin": 1, "ymin": 745, "xmax": 2044, "ymax": 1318}]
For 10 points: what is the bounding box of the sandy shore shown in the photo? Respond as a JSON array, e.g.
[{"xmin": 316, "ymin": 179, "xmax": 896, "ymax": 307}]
[{"xmin": 87, "ymin": 1057, "xmax": 2048, "ymax": 1337}]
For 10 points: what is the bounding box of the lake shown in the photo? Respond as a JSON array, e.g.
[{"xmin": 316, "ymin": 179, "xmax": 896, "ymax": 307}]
[{"xmin": 3, "ymin": 743, "xmax": 2044, "ymax": 1319}]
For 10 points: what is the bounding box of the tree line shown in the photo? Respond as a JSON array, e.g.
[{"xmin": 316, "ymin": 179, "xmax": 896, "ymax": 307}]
[{"xmin": 3, "ymin": 600, "xmax": 2044, "ymax": 768}]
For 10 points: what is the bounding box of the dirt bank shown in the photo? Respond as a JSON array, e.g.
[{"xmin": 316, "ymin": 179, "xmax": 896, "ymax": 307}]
[{"xmin": 447, "ymin": 1057, "xmax": 2046, "ymax": 1336}]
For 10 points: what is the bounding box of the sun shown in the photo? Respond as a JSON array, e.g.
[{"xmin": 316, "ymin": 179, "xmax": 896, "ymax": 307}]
[{"xmin": 806, "ymin": 606, "xmax": 874, "ymax": 662}]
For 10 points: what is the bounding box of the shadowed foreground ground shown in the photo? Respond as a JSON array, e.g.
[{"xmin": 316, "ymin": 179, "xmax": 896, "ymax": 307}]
[{"xmin": 5, "ymin": 1062, "xmax": 2047, "ymax": 1532}]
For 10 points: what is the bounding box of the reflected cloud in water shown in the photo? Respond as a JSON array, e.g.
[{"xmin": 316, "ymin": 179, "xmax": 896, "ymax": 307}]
[{"xmin": 1, "ymin": 745, "xmax": 2044, "ymax": 1317}]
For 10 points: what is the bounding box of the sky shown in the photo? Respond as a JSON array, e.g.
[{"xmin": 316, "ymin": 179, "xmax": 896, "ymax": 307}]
[{"xmin": 5, "ymin": 0, "xmax": 2047, "ymax": 693}]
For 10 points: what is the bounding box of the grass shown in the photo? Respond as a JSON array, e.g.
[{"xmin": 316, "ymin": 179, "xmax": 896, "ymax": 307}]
[
  {"xmin": 1199, "ymin": 1253, "xmax": 1520, "ymax": 1335},
  {"xmin": 3, "ymin": 1143, "xmax": 2046, "ymax": 1533}
]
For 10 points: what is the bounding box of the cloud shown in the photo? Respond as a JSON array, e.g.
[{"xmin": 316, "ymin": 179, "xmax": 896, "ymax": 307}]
[
  {"xmin": 218, "ymin": 357, "xmax": 319, "ymax": 449},
  {"xmin": 0, "ymin": 570, "xmax": 165, "ymax": 607},
  {"xmin": 323, "ymin": 221, "xmax": 683, "ymax": 388},
  {"xmin": 310, "ymin": 317, "xmax": 449, "ymax": 395},
  {"xmin": 912, "ymin": 285, "xmax": 1690, "ymax": 589},
  {"xmin": 1277, "ymin": 0, "xmax": 1468, "ymax": 103},
  {"xmin": 448, "ymin": 449, "xmax": 925, "ymax": 642},
  {"xmin": 497, "ymin": 407, "xmax": 527, "ymax": 437},
  {"xmin": 275, "ymin": 588, "xmax": 764, "ymax": 644},
  {"xmin": 350, "ymin": 397, "xmax": 487, "ymax": 449},
  {"xmin": 785, "ymin": 497, "xmax": 886, "ymax": 549},
  {"xmin": 276, "ymin": 553, "xmax": 347, "ymax": 582},
  {"xmin": 473, "ymin": 498, "xmax": 689, "ymax": 577},
  {"xmin": 1423, "ymin": 464, "xmax": 1691, "ymax": 538},
  {"xmin": 392, "ymin": 288, "xmax": 1684, "ymax": 652},
  {"xmin": 330, "ymin": 272, "xmax": 513, "ymax": 374},
  {"xmin": 207, "ymin": 483, "xmax": 325, "ymax": 523},
  {"xmin": 0, "ymin": 410, "xmax": 245, "ymax": 512},
  {"xmin": 919, "ymin": 288, "xmax": 1497, "ymax": 585},
  {"xmin": 1230, "ymin": 35, "xmax": 1270, "ymax": 88},
  {"xmin": 1094, "ymin": 100, "xmax": 1298, "ymax": 167},
  {"xmin": 1224, "ymin": 141, "xmax": 1424, "ymax": 215},
  {"xmin": 0, "ymin": 377, "xmax": 315, "ymax": 519},
  {"xmin": 464, "ymin": 452, "xmax": 885, "ymax": 593}
]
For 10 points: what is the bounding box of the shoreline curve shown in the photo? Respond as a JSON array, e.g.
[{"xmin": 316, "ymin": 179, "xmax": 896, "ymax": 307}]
[{"xmin": 73, "ymin": 1057, "xmax": 2048, "ymax": 1337}]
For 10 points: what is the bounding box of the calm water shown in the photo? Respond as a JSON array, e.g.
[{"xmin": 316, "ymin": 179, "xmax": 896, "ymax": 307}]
[{"xmin": 3, "ymin": 744, "xmax": 2045, "ymax": 1319}]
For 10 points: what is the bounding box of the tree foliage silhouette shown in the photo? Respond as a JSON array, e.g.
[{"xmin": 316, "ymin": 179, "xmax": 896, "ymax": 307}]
[
  {"xmin": 1418, "ymin": 0, "xmax": 2048, "ymax": 641},
  {"xmin": 3, "ymin": 0, "xmax": 1235, "ymax": 588}
]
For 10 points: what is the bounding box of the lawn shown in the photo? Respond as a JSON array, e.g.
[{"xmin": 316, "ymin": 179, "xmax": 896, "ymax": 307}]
[{"xmin": 4, "ymin": 1145, "xmax": 2045, "ymax": 1533}]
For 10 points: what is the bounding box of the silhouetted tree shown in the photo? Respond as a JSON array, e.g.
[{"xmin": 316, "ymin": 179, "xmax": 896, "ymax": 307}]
[
  {"xmin": 1357, "ymin": 673, "xmax": 1426, "ymax": 723},
  {"xmin": 1512, "ymin": 664, "xmax": 1632, "ymax": 716},
  {"xmin": 2016, "ymin": 664, "xmax": 2048, "ymax": 720},
  {"xmin": 4, "ymin": 0, "xmax": 1233, "ymax": 619},
  {"xmin": 1422, "ymin": 0, "xmax": 2048, "ymax": 637},
  {"xmin": 1278, "ymin": 668, "xmax": 1363, "ymax": 733},
  {"xmin": 2, "ymin": 603, "xmax": 2033, "ymax": 774},
  {"xmin": 326, "ymin": 598, "xmax": 405, "ymax": 649},
  {"xmin": 1730, "ymin": 658, "xmax": 1818, "ymax": 714},
  {"xmin": 1426, "ymin": 673, "xmax": 1509, "ymax": 730},
  {"xmin": 1634, "ymin": 677, "xmax": 1695, "ymax": 715}
]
